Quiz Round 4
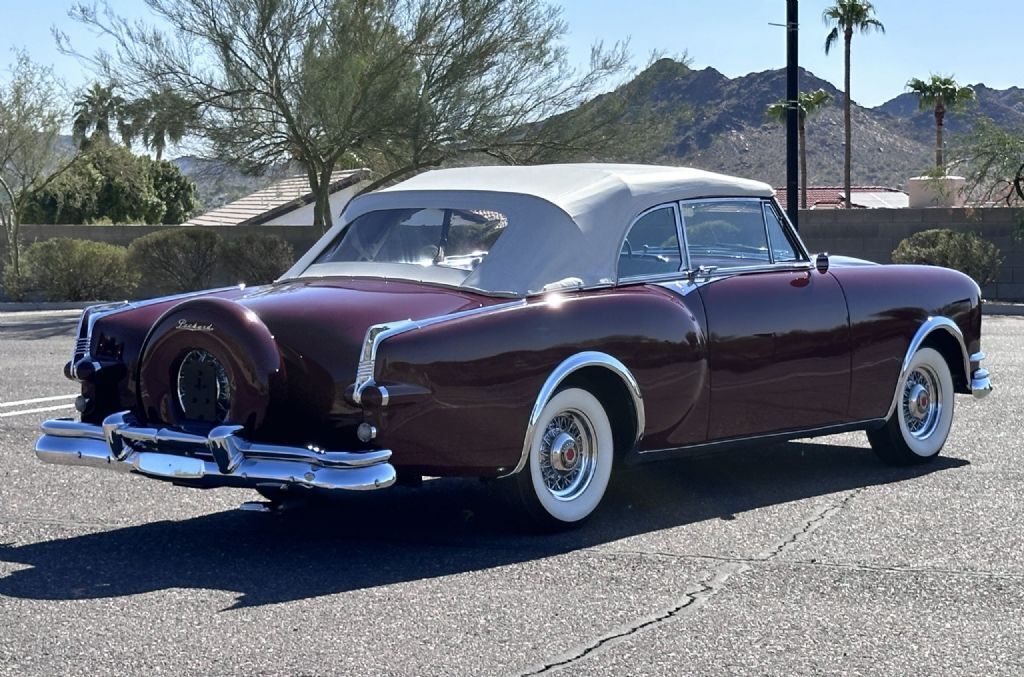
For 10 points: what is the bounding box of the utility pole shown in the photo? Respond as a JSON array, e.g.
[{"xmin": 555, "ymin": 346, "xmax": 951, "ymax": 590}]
[{"xmin": 786, "ymin": 0, "xmax": 799, "ymax": 230}]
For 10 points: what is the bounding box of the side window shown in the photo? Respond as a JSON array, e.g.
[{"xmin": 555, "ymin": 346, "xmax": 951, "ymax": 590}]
[
  {"xmin": 682, "ymin": 200, "xmax": 770, "ymax": 269},
  {"xmin": 618, "ymin": 206, "xmax": 682, "ymax": 279},
  {"xmin": 763, "ymin": 204, "xmax": 801, "ymax": 262}
]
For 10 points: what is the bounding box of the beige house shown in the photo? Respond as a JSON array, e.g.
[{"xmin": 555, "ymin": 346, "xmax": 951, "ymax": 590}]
[{"xmin": 185, "ymin": 169, "xmax": 369, "ymax": 226}]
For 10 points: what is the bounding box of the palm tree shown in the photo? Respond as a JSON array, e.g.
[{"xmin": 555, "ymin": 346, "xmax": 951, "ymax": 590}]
[
  {"xmin": 906, "ymin": 75, "xmax": 975, "ymax": 171},
  {"xmin": 132, "ymin": 89, "xmax": 196, "ymax": 161},
  {"xmin": 824, "ymin": 1, "xmax": 884, "ymax": 208},
  {"xmin": 767, "ymin": 89, "xmax": 832, "ymax": 209},
  {"xmin": 71, "ymin": 83, "xmax": 126, "ymax": 149}
]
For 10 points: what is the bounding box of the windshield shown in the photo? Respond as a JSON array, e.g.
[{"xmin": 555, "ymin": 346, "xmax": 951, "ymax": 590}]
[{"xmin": 315, "ymin": 208, "xmax": 509, "ymax": 273}]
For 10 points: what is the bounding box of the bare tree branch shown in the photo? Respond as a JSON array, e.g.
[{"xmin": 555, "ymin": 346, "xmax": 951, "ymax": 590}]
[{"xmin": 61, "ymin": 0, "xmax": 631, "ymax": 229}]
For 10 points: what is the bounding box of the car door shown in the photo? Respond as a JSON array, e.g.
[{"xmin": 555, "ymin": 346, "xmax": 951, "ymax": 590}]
[{"xmin": 684, "ymin": 199, "xmax": 852, "ymax": 440}]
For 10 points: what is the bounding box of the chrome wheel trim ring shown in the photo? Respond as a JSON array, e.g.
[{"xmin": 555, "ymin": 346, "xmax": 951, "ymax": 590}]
[
  {"xmin": 902, "ymin": 364, "xmax": 942, "ymax": 441},
  {"xmin": 537, "ymin": 408, "xmax": 597, "ymax": 502}
]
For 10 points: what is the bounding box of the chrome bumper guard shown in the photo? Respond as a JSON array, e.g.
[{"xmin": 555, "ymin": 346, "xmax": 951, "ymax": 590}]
[
  {"xmin": 35, "ymin": 412, "xmax": 396, "ymax": 492},
  {"xmin": 970, "ymin": 352, "xmax": 993, "ymax": 399}
]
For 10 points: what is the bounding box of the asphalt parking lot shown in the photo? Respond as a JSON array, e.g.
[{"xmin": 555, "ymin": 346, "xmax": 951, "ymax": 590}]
[{"xmin": 1, "ymin": 310, "xmax": 1022, "ymax": 676}]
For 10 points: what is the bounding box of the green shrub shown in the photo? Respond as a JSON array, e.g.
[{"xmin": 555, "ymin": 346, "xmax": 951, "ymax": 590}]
[
  {"xmin": 25, "ymin": 145, "xmax": 197, "ymax": 225},
  {"xmin": 2, "ymin": 266, "xmax": 26, "ymax": 302},
  {"xmin": 220, "ymin": 233, "xmax": 295, "ymax": 285},
  {"xmin": 128, "ymin": 228, "xmax": 223, "ymax": 294},
  {"xmin": 22, "ymin": 238, "xmax": 139, "ymax": 301},
  {"xmin": 891, "ymin": 229, "xmax": 1002, "ymax": 286}
]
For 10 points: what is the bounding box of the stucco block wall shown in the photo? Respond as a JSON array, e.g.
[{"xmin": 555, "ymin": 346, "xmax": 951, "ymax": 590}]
[
  {"xmin": 5, "ymin": 207, "xmax": 1023, "ymax": 300},
  {"xmin": 798, "ymin": 208, "xmax": 1024, "ymax": 301}
]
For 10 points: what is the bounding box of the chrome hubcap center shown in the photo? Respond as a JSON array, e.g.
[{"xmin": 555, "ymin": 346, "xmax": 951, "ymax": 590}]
[
  {"xmin": 908, "ymin": 383, "xmax": 930, "ymax": 418},
  {"xmin": 549, "ymin": 432, "xmax": 579, "ymax": 472}
]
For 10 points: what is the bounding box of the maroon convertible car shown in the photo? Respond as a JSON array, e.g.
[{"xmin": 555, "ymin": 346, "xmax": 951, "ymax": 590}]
[{"xmin": 36, "ymin": 164, "xmax": 993, "ymax": 527}]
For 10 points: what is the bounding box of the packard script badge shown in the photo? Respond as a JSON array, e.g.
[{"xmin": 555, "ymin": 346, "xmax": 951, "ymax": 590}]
[{"xmin": 176, "ymin": 319, "xmax": 214, "ymax": 332}]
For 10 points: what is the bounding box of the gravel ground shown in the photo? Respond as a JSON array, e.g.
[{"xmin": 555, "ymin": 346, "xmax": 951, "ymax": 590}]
[{"xmin": 0, "ymin": 311, "xmax": 1021, "ymax": 676}]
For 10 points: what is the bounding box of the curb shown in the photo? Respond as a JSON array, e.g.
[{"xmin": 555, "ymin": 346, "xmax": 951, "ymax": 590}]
[
  {"xmin": 0, "ymin": 301, "xmax": 97, "ymax": 312},
  {"xmin": 983, "ymin": 302, "xmax": 1024, "ymax": 316}
]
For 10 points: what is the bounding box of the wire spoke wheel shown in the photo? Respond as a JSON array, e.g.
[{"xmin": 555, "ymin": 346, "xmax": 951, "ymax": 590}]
[
  {"xmin": 507, "ymin": 387, "xmax": 615, "ymax": 528},
  {"xmin": 901, "ymin": 365, "xmax": 942, "ymax": 440},
  {"xmin": 537, "ymin": 409, "xmax": 597, "ymax": 501},
  {"xmin": 869, "ymin": 346, "xmax": 955, "ymax": 465}
]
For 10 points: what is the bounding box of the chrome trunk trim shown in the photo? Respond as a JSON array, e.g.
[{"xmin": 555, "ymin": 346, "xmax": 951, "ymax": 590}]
[
  {"xmin": 353, "ymin": 299, "xmax": 527, "ymax": 404},
  {"xmin": 36, "ymin": 412, "xmax": 395, "ymax": 492}
]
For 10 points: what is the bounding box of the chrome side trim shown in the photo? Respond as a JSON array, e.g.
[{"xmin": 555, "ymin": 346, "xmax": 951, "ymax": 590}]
[
  {"xmin": 353, "ymin": 299, "xmax": 527, "ymax": 404},
  {"xmin": 616, "ymin": 271, "xmax": 692, "ymax": 286},
  {"xmin": 885, "ymin": 317, "xmax": 971, "ymax": 420},
  {"xmin": 692, "ymin": 261, "xmax": 813, "ymax": 278},
  {"xmin": 623, "ymin": 261, "xmax": 815, "ymax": 295},
  {"xmin": 36, "ymin": 412, "xmax": 395, "ymax": 492},
  {"xmin": 655, "ymin": 279, "xmax": 704, "ymax": 297},
  {"xmin": 503, "ymin": 351, "xmax": 645, "ymax": 478}
]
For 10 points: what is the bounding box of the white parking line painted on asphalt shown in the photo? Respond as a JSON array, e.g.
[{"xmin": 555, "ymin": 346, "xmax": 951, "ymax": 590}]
[
  {"xmin": 0, "ymin": 403, "xmax": 76, "ymax": 418},
  {"xmin": 0, "ymin": 394, "xmax": 77, "ymax": 408}
]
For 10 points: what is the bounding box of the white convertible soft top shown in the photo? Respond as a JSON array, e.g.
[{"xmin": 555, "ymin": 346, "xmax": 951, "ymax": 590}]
[{"xmin": 286, "ymin": 164, "xmax": 775, "ymax": 296}]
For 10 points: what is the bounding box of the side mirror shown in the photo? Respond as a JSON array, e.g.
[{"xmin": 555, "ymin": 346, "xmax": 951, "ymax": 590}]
[{"xmin": 815, "ymin": 252, "xmax": 830, "ymax": 274}]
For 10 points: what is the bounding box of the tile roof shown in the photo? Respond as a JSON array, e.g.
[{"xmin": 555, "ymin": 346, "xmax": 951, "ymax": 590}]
[
  {"xmin": 774, "ymin": 186, "xmax": 908, "ymax": 210},
  {"xmin": 185, "ymin": 169, "xmax": 369, "ymax": 226}
]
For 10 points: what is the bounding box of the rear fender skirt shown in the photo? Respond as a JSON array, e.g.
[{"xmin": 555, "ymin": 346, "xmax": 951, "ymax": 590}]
[
  {"xmin": 502, "ymin": 351, "xmax": 644, "ymax": 478},
  {"xmin": 885, "ymin": 316, "xmax": 969, "ymax": 420}
]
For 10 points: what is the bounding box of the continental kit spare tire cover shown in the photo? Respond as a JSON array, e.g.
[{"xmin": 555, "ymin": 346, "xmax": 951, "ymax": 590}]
[{"xmin": 137, "ymin": 296, "xmax": 285, "ymax": 430}]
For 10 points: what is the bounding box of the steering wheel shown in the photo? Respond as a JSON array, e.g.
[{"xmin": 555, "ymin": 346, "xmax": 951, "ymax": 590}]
[{"xmin": 621, "ymin": 238, "xmax": 633, "ymax": 259}]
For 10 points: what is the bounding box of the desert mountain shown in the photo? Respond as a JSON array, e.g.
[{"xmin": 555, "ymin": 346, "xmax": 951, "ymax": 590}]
[
  {"xmin": 593, "ymin": 58, "xmax": 1024, "ymax": 189},
  {"xmin": 168, "ymin": 58, "xmax": 1024, "ymax": 208}
]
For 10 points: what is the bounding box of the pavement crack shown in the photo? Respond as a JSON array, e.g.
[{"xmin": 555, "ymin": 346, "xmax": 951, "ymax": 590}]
[
  {"xmin": 517, "ymin": 561, "xmax": 749, "ymax": 676},
  {"xmin": 520, "ymin": 488, "xmax": 865, "ymax": 675},
  {"xmin": 787, "ymin": 558, "xmax": 1024, "ymax": 581},
  {"xmin": 754, "ymin": 488, "xmax": 865, "ymax": 562}
]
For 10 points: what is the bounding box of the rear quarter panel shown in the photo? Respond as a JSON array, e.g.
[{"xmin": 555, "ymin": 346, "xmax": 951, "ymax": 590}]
[{"xmin": 370, "ymin": 285, "xmax": 709, "ymax": 475}]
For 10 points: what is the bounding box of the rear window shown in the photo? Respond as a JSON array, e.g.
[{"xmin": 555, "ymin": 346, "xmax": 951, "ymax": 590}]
[{"xmin": 315, "ymin": 208, "xmax": 509, "ymax": 272}]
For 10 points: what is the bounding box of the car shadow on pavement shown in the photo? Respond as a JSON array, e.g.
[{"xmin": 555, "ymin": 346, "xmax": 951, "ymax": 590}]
[{"xmin": 0, "ymin": 440, "xmax": 968, "ymax": 609}]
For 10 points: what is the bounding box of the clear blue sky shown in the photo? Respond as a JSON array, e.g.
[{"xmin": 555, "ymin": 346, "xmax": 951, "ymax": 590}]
[{"xmin": 3, "ymin": 0, "xmax": 1020, "ymax": 107}]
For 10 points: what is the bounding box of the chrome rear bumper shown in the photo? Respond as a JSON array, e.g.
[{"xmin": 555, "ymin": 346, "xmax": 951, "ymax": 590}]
[{"xmin": 35, "ymin": 412, "xmax": 396, "ymax": 492}]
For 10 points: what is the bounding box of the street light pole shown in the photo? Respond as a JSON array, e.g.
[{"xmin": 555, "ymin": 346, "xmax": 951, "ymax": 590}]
[{"xmin": 786, "ymin": 0, "xmax": 799, "ymax": 230}]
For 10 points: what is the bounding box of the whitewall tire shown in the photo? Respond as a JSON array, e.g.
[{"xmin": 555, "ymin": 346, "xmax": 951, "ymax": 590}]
[
  {"xmin": 508, "ymin": 388, "xmax": 614, "ymax": 528},
  {"xmin": 868, "ymin": 347, "xmax": 955, "ymax": 465}
]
